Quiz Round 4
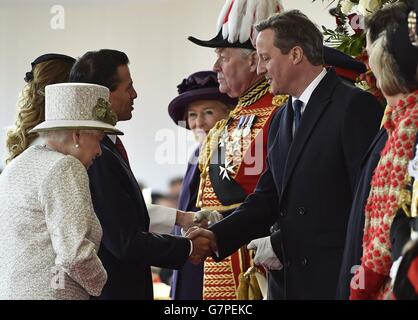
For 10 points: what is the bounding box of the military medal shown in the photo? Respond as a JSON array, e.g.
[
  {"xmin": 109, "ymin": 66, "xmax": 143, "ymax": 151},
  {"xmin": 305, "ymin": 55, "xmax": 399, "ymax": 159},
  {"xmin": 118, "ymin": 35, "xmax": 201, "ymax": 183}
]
[
  {"xmin": 242, "ymin": 115, "xmax": 256, "ymax": 137},
  {"xmin": 231, "ymin": 137, "xmax": 242, "ymax": 153},
  {"xmin": 240, "ymin": 116, "xmax": 250, "ymax": 137},
  {"xmin": 219, "ymin": 158, "xmax": 236, "ymax": 181},
  {"xmin": 218, "ymin": 125, "xmax": 229, "ymax": 147},
  {"xmin": 233, "ymin": 116, "xmax": 245, "ymax": 138},
  {"xmin": 231, "ymin": 116, "xmax": 247, "ymax": 152}
]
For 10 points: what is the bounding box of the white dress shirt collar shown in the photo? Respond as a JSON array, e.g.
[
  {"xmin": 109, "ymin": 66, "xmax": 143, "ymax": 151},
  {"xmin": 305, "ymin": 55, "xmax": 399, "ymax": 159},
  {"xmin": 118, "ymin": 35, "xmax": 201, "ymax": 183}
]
[
  {"xmin": 108, "ymin": 134, "xmax": 117, "ymax": 144},
  {"xmin": 291, "ymin": 68, "xmax": 327, "ymax": 114}
]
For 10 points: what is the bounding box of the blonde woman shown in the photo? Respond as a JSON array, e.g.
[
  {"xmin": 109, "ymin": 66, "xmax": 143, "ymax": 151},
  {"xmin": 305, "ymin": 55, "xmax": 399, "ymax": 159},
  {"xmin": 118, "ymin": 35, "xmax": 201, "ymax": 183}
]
[
  {"xmin": 6, "ymin": 53, "xmax": 75, "ymax": 163},
  {"xmin": 350, "ymin": 2, "xmax": 418, "ymax": 299},
  {"xmin": 0, "ymin": 83, "xmax": 121, "ymax": 299}
]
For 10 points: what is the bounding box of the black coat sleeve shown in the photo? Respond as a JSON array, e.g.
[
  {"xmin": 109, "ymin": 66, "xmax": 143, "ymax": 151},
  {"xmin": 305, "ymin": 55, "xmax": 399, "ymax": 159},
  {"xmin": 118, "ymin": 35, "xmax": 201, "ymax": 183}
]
[{"xmin": 88, "ymin": 147, "xmax": 190, "ymax": 269}]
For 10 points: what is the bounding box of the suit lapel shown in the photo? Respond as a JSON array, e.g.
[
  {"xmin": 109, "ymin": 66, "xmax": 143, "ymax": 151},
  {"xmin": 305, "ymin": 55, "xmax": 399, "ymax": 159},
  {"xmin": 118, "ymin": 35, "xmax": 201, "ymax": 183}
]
[
  {"xmin": 103, "ymin": 136, "xmax": 131, "ymax": 170},
  {"xmin": 281, "ymin": 69, "xmax": 339, "ymax": 195},
  {"xmin": 102, "ymin": 136, "xmax": 150, "ymax": 228},
  {"xmin": 103, "ymin": 136, "xmax": 141, "ymax": 190}
]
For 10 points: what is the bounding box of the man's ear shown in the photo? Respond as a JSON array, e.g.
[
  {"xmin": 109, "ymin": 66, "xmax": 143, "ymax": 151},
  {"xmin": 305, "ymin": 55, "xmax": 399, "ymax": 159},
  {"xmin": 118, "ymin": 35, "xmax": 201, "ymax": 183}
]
[
  {"xmin": 291, "ymin": 46, "xmax": 304, "ymax": 65},
  {"xmin": 249, "ymin": 51, "xmax": 259, "ymax": 73}
]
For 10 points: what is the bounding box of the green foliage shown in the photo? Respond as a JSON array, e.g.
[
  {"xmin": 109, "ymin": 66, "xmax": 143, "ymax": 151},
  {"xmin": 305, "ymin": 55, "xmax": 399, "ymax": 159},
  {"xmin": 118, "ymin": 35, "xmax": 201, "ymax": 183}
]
[{"xmin": 322, "ymin": 26, "xmax": 366, "ymax": 55}]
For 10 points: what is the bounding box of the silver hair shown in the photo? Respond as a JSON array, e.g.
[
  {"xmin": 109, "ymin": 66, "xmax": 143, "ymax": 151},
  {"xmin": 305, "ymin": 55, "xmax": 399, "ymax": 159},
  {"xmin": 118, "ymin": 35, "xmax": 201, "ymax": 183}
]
[
  {"xmin": 239, "ymin": 48, "xmax": 255, "ymax": 57},
  {"xmin": 39, "ymin": 130, "xmax": 74, "ymax": 144},
  {"xmin": 39, "ymin": 129, "xmax": 101, "ymax": 144}
]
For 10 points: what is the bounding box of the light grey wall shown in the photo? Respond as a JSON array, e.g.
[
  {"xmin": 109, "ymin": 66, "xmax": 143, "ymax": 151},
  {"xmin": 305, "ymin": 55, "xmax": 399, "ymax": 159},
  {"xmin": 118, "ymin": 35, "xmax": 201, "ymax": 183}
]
[{"xmin": 0, "ymin": 0, "xmax": 334, "ymax": 192}]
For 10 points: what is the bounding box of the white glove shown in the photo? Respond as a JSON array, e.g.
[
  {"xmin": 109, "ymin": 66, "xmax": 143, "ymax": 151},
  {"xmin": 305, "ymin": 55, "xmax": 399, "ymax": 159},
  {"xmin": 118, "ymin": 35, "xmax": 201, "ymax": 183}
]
[
  {"xmin": 193, "ymin": 210, "xmax": 223, "ymax": 226},
  {"xmin": 247, "ymin": 236, "xmax": 283, "ymax": 271},
  {"xmin": 390, "ymin": 256, "xmax": 403, "ymax": 286},
  {"xmin": 181, "ymin": 210, "xmax": 223, "ymax": 236}
]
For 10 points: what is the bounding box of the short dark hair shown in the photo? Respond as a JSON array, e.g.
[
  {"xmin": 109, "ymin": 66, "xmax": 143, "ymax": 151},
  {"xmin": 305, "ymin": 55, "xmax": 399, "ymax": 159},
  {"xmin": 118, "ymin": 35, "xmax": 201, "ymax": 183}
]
[
  {"xmin": 151, "ymin": 192, "xmax": 168, "ymax": 204},
  {"xmin": 69, "ymin": 49, "xmax": 129, "ymax": 92},
  {"xmin": 255, "ymin": 10, "xmax": 324, "ymax": 66},
  {"xmin": 169, "ymin": 176, "xmax": 183, "ymax": 187}
]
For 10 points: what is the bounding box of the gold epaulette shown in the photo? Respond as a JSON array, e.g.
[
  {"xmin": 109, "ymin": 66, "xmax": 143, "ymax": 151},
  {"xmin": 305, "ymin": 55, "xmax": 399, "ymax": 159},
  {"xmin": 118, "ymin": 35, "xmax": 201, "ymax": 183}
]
[{"xmin": 272, "ymin": 94, "xmax": 288, "ymax": 107}]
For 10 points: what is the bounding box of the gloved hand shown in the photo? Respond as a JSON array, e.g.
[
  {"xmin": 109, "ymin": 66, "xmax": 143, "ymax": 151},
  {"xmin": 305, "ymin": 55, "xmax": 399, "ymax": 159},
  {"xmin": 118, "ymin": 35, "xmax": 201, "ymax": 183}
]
[
  {"xmin": 181, "ymin": 210, "xmax": 223, "ymax": 236},
  {"xmin": 193, "ymin": 210, "xmax": 223, "ymax": 227},
  {"xmin": 247, "ymin": 236, "xmax": 282, "ymax": 271}
]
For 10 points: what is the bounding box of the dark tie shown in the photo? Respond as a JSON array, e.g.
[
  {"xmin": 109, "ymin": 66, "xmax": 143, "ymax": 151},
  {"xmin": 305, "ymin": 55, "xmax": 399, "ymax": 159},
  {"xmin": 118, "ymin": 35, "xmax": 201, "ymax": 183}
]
[
  {"xmin": 293, "ymin": 99, "xmax": 303, "ymax": 133},
  {"xmin": 115, "ymin": 137, "xmax": 129, "ymax": 164}
]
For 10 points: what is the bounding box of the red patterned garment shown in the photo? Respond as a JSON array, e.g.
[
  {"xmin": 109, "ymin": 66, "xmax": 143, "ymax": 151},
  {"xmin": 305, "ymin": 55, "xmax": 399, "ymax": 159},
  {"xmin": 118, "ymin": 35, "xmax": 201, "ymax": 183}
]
[
  {"xmin": 351, "ymin": 91, "xmax": 418, "ymax": 299},
  {"xmin": 408, "ymin": 257, "xmax": 418, "ymax": 294}
]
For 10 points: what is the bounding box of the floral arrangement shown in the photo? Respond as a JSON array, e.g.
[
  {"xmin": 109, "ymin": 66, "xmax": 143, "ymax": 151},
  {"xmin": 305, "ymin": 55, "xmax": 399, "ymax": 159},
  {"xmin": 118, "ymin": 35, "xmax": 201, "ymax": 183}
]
[
  {"xmin": 317, "ymin": 0, "xmax": 402, "ymax": 55},
  {"xmin": 313, "ymin": 0, "xmax": 407, "ymax": 103}
]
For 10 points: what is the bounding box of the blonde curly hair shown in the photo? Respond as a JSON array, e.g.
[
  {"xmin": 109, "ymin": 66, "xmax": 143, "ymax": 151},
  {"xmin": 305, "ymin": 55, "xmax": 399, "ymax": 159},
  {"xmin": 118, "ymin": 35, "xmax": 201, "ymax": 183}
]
[{"xmin": 6, "ymin": 59, "xmax": 74, "ymax": 163}]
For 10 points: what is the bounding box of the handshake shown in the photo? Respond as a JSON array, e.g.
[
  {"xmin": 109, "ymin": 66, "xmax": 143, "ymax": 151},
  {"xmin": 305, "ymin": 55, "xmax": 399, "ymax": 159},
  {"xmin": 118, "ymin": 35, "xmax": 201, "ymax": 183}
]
[
  {"xmin": 185, "ymin": 226, "xmax": 218, "ymax": 265},
  {"xmin": 177, "ymin": 210, "xmax": 281, "ymax": 268},
  {"xmin": 176, "ymin": 209, "xmax": 223, "ymax": 233},
  {"xmin": 176, "ymin": 209, "xmax": 223, "ymax": 264},
  {"xmin": 184, "ymin": 220, "xmax": 284, "ymax": 270}
]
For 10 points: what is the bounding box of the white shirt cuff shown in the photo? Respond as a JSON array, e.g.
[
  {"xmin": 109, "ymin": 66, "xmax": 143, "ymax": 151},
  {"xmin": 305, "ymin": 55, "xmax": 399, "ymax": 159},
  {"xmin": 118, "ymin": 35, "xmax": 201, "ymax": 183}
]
[
  {"xmin": 147, "ymin": 204, "xmax": 176, "ymax": 234},
  {"xmin": 189, "ymin": 239, "xmax": 193, "ymax": 256}
]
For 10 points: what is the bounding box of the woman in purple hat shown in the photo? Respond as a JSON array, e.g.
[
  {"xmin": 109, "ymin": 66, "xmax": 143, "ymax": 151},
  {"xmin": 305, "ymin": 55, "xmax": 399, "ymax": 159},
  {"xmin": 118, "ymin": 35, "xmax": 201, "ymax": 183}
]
[{"xmin": 168, "ymin": 71, "xmax": 236, "ymax": 300}]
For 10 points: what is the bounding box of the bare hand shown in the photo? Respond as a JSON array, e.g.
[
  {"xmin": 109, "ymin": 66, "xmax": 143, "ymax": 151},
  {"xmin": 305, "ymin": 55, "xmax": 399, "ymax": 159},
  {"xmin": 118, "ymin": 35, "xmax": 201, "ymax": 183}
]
[{"xmin": 186, "ymin": 227, "xmax": 218, "ymax": 264}]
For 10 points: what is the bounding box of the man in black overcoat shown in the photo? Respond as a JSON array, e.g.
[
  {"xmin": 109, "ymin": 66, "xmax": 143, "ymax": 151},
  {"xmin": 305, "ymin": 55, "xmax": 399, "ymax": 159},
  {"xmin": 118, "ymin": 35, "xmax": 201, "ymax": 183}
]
[{"xmin": 187, "ymin": 10, "xmax": 383, "ymax": 299}]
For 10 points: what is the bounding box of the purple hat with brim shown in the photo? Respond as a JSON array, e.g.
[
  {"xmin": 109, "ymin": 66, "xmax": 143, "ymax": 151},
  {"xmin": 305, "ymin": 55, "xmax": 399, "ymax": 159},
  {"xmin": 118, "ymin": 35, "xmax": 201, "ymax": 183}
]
[{"xmin": 168, "ymin": 71, "xmax": 237, "ymax": 129}]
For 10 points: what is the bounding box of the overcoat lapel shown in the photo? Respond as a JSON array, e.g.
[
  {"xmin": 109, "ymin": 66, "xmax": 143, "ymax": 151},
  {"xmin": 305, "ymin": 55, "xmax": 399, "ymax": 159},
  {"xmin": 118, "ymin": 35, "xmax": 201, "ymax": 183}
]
[{"xmin": 281, "ymin": 69, "xmax": 339, "ymax": 196}]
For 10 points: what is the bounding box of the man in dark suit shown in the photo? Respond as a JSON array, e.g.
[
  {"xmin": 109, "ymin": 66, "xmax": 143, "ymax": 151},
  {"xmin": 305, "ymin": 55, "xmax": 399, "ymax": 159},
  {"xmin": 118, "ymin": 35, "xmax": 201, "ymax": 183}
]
[
  {"xmin": 69, "ymin": 49, "xmax": 214, "ymax": 300},
  {"xmin": 187, "ymin": 10, "xmax": 383, "ymax": 299}
]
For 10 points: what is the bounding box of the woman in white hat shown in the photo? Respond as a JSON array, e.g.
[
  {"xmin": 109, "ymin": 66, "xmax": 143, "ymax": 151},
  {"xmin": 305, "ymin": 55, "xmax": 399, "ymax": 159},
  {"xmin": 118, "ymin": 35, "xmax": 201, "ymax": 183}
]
[{"xmin": 0, "ymin": 83, "xmax": 122, "ymax": 299}]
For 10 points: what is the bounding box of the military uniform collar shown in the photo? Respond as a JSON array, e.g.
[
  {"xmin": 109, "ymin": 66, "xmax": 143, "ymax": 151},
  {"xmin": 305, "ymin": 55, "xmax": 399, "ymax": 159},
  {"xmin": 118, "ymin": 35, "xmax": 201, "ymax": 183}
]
[{"xmin": 237, "ymin": 79, "xmax": 270, "ymax": 108}]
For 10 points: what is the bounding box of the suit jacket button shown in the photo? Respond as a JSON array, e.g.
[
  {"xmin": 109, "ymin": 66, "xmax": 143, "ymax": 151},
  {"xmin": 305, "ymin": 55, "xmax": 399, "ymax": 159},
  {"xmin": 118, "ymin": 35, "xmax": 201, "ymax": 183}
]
[
  {"xmin": 297, "ymin": 207, "xmax": 306, "ymax": 215},
  {"xmin": 270, "ymin": 226, "xmax": 275, "ymax": 234},
  {"xmin": 280, "ymin": 210, "xmax": 287, "ymax": 217},
  {"xmin": 301, "ymin": 257, "xmax": 308, "ymax": 267}
]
